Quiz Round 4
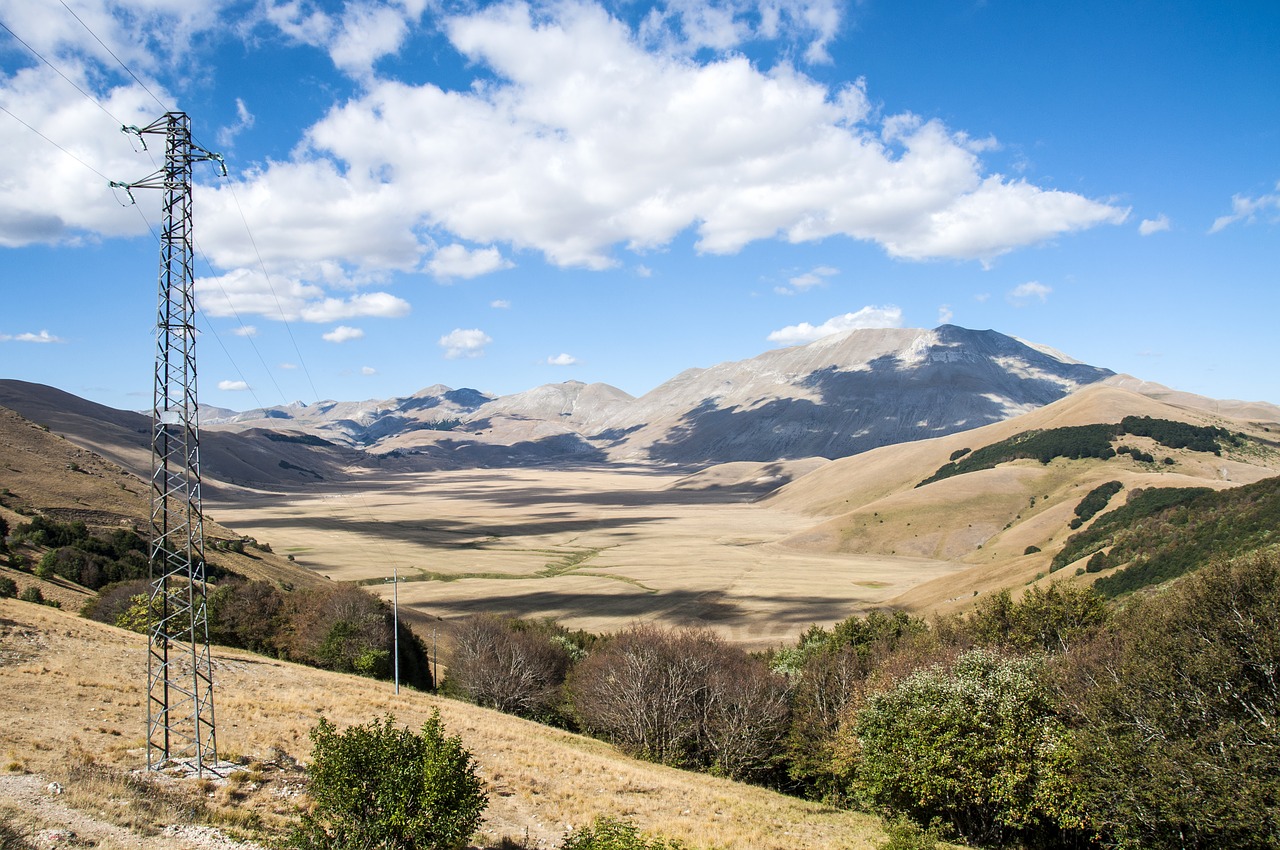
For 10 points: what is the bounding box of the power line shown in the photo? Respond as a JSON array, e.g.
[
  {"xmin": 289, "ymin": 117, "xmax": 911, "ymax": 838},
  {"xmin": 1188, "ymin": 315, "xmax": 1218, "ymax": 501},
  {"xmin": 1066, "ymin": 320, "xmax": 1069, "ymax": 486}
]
[
  {"xmin": 0, "ymin": 102, "xmax": 111, "ymax": 181},
  {"xmin": 0, "ymin": 16, "xmax": 122, "ymax": 126},
  {"xmin": 56, "ymin": 0, "xmax": 169, "ymax": 113}
]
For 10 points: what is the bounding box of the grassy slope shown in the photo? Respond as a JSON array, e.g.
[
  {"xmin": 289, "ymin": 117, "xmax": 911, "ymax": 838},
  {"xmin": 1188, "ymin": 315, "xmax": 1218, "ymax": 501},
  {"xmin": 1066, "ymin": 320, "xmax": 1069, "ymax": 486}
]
[
  {"xmin": 767, "ymin": 385, "xmax": 1280, "ymax": 613},
  {"xmin": 0, "ymin": 599, "xmax": 889, "ymax": 850},
  {"xmin": 0, "ymin": 405, "xmax": 325, "ymax": 606}
]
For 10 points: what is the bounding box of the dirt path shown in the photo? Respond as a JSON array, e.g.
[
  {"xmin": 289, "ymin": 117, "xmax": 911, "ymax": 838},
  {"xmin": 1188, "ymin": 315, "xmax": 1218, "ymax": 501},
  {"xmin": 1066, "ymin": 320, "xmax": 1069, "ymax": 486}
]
[{"xmin": 0, "ymin": 774, "xmax": 264, "ymax": 850}]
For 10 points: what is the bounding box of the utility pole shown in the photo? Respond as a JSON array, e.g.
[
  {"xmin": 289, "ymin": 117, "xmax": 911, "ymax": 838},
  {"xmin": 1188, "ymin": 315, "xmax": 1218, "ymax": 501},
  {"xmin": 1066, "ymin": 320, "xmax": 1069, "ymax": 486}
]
[
  {"xmin": 113, "ymin": 112, "xmax": 225, "ymax": 776},
  {"xmin": 386, "ymin": 566, "xmax": 400, "ymax": 694}
]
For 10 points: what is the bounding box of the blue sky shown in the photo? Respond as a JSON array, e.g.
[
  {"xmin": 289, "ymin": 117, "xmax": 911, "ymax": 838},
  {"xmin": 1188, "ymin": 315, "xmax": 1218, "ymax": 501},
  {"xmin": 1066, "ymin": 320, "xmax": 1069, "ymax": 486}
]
[{"xmin": 1, "ymin": 0, "xmax": 1277, "ymax": 412}]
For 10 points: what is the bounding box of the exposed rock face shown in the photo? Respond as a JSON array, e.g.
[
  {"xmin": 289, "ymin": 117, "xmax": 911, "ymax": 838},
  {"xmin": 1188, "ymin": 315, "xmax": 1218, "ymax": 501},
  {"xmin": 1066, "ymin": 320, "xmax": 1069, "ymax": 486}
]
[{"xmin": 579, "ymin": 325, "xmax": 1116, "ymax": 464}]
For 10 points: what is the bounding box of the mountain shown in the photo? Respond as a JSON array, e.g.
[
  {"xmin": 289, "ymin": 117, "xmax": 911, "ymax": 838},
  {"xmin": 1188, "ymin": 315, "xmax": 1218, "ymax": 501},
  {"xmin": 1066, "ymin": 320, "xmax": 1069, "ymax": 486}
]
[
  {"xmin": 5, "ymin": 325, "xmax": 1277, "ymax": 481},
  {"xmin": 582, "ymin": 324, "xmax": 1117, "ymax": 463},
  {"xmin": 200, "ymin": 324, "xmax": 1127, "ymax": 468}
]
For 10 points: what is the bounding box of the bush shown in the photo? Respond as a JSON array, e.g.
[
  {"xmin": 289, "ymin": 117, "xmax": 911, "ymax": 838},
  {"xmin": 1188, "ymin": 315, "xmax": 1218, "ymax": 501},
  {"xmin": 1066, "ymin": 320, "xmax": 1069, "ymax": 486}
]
[
  {"xmin": 0, "ymin": 577, "xmax": 16, "ymax": 599},
  {"xmin": 559, "ymin": 816, "xmax": 689, "ymax": 850},
  {"xmin": 287, "ymin": 712, "xmax": 487, "ymax": 850},
  {"xmin": 1058, "ymin": 551, "xmax": 1280, "ymax": 848},
  {"xmin": 17, "ymin": 587, "xmax": 43, "ymax": 604},
  {"xmin": 854, "ymin": 650, "xmax": 1086, "ymax": 847}
]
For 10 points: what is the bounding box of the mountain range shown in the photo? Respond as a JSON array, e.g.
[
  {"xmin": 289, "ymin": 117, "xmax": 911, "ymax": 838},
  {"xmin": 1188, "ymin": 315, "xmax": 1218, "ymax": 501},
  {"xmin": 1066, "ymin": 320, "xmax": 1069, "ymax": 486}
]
[{"xmin": 3, "ymin": 324, "xmax": 1278, "ymax": 493}]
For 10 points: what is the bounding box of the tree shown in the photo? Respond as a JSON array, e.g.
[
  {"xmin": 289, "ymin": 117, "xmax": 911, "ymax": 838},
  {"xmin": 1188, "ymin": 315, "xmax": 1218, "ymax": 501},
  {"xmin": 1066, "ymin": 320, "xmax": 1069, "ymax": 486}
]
[
  {"xmin": 967, "ymin": 583, "xmax": 1109, "ymax": 654},
  {"xmin": 288, "ymin": 712, "xmax": 487, "ymax": 850},
  {"xmin": 446, "ymin": 614, "xmax": 572, "ymax": 720},
  {"xmin": 854, "ymin": 649, "xmax": 1086, "ymax": 847},
  {"xmin": 559, "ymin": 816, "xmax": 689, "ymax": 850},
  {"xmin": 568, "ymin": 623, "xmax": 718, "ymax": 767},
  {"xmin": 1057, "ymin": 550, "xmax": 1280, "ymax": 848}
]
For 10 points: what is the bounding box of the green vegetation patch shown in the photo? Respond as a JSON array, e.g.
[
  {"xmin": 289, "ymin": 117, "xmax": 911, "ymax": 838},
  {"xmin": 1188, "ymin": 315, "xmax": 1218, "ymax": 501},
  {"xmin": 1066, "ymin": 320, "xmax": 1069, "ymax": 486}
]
[
  {"xmin": 1048, "ymin": 475, "xmax": 1280, "ymax": 596},
  {"xmin": 264, "ymin": 432, "xmax": 337, "ymax": 447},
  {"xmin": 919, "ymin": 417, "xmax": 1253, "ymax": 487}
]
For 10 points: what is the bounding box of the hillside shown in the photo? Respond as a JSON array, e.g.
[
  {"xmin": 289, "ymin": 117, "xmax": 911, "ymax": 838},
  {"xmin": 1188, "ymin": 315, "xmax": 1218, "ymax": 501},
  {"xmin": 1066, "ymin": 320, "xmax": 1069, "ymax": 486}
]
[
  {"xmin": 0, "ymin": 599, "xmax": 891, "ymax": 849},
  {"xmin": 0, "ymin": 404, "xmax": 322, "ymax": 611},
  {"xmin": 766, "ymin": 384, "xmax": 1280, "ymax": 612}
]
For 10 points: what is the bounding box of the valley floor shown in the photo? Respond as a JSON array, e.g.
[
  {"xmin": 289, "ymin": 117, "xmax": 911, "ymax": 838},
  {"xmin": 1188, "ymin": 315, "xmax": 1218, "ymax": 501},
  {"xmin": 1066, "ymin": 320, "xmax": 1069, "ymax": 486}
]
[{"xmin": 206, "ymin": 466, "xmax": 961, "ymax": 649}]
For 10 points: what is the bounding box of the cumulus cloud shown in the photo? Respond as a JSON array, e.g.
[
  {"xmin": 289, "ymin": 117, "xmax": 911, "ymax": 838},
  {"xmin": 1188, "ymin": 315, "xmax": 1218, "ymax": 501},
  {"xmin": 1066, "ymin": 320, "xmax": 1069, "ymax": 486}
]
[
  {"xmin": 767, "ymin": 305, "xmax": 903, "ymax": 344},
  {"xmin": 217, "ymin": 379, "xmax": 251, "ymax": 391},
  {"xmin": 1007, "ymin": 281, "xmax": 1051, "ymax": 305},
  {"xmin": 547, "ymin": 353, "xmax": 578, "ymax": 366},
  {"xmin": 186, "ymin": 0, "xmax": 1125, "ymax": 280},
  {"xmin": 776, "ymin": 265, "xmax": 837, "ymax": 295},
  {"xmin": 440, "ymin": 328, "xmax": 492, "ymax": 359},
  {"xmin": 231, "ymin": 325, "xmax": 258, "ymax": 337},
  {"xmin": 1139, "ymin": 214, "xmax": 1170, "ymax": 236},
  {"xmin": 938, "ymin": 304, "xmax": 954, "ymax": 324},
  {"xmin": 195, "ymin": 269, "xmax": 409, "ymax": 322},
  {"xmin": 428, "ymin": 244, "xmax": 515, "ymax": 280},
  {"xmin": 361, "ymin": 366, "xmax": 377, "ymax": 375},
  {"xmin": 1209, "ymin": 181, "xmax": 1280, "ymax": 233},
  {"xmin": 1, "ymin": 329, "xmax": 65, "ymax": 343},
  {"xmin": 263, "ymin": 0, "xmax": 428, "ymax": 78},
  {"xmin": 1, "ymin": 0, "xmax": 1125, "ymax": 294},
  {"xmin": 323, "ymin": 325, "xmax": 364, "ymax": 343},
  {"xmin": 490, "ymin": 299, "xmax": 511, "ymax": 309}
]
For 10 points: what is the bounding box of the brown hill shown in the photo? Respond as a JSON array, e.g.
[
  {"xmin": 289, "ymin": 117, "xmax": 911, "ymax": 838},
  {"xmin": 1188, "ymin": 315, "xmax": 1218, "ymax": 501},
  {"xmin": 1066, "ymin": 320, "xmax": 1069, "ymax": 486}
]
[
  {"xmin": 766, "ymin": 384, "xmax": 1280, "ymax": 613},
  {"xmin": 0, "ymin": 403, "xmax": 323, "ymax": 610},
  {"xmin": 0, "ymin": 599, "xmax": 892, "ymax": 849}
]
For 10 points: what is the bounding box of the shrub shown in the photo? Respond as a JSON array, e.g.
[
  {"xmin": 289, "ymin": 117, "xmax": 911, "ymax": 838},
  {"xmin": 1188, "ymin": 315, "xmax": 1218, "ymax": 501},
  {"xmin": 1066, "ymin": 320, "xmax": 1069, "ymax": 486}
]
[
  {"xmin": 854, "ymin": 650, "xmax": 1087, "ymax": 847},
  {"xmin": 1058, "ymin": 551, "xmax": 1280, "ymax": 847},
  {"xmin": 287, "ymin": 712, "xmax": 487, "ymax": 850},
  {"xmin": 0, "ymin": 577, "xmax": 16, "ymax": 599},
  {"xmin": 559, "ymin": 816, "xmax": 689, "ymax": 850},
  {"xmin": 17, "ymin": 587, "xmax": 43, "ymax": 604},
  {"xmin": 447, "ymin": 614, "xmax": 573, "ymax": 720}
]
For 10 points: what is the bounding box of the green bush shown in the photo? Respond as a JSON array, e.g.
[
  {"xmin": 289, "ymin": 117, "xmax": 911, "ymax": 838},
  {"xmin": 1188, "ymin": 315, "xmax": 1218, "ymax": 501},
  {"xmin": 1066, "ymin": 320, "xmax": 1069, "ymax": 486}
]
[
  {"xmin": 854, "ymin": 650, "xmax": 1086, "ymax": 847},
  {"xmin": 559, "ymin": 816, "xmax": 689, "ymax": 850},
  {"xmin": 17, "ymin": 586, "xmax": 43, "ymax": 604},
  {"xmin": 287, "ymin": 712, "xmax": 486, "ymax": 850},
  {"xmin": 0, "ymin": 577, "xmax": 16, "ymax": 599}
]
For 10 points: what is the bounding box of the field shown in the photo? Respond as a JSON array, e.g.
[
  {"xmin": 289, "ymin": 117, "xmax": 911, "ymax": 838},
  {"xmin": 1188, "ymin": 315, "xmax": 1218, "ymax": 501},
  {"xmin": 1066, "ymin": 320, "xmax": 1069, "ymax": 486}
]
[{"xmin": 207, "ymin": 466, "xmax": 961, "ymax": 650}]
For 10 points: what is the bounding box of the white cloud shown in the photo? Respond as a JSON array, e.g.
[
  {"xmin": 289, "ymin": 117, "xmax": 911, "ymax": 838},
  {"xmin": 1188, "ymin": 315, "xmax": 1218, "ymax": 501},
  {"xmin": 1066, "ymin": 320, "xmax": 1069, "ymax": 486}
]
[
  {"xmin": 1209, "ymin": 181, "xmax": 1280, "ymax": 233},
  {"xmin": 1, "ymin": 329, "xmax": 65, "ymax": 343},
  {"xmin": 635, "ymin": 264, "xmax": 653, "ymax": 278},
  {"xmin": 195, "ymin": 269, "xmax": 410, "ymax": 322},
  {"xmin": 427, "ymin": 244, "xmax": 514, "ymax": 280},
  {"xmin": 1, "ymin": 0, "xmax": 1125, "ymax": 286},
  {"xmin": 323, "ymin": 325, "xmax": 364, "ymax": 343},
  {"xmin": 490, "ymin": 299, "xmax": 511, "ymax": 309},
  {"xmin": 1007, "ymin": 281, "xmax": 1051, "ymax": 305},
  {"xmin": 264, "ymin": 0, "xmax": 426, "ymax": 78},
  {"xmin": 547, "ymin": 353, "xmax": 578, "ymax": 366},
  {"xmin": 231, "ymin": 324, "xmax": 258, "ymax": 337},
  {"xmin": 217, "ymin": 379, "xmax": 251, "ymax": 391},
  {"xmin": 361, "ymin": 366, "xmax": 377, "ymax": 375},
  {"xmin": 767, "ymin": 305, "xmax": 903, "ymax": 344},
  {"xmin": 938, "ymin": 304, "xmax": 954, "ymax": 324},
  {"xmin": 217, "ymin": 98, "xmax": 256, "ymax": 147},
  {"xmin": 187, "ymin": 0, "xmax": 1125, "ymax": 280},
  {"xmin": 280, "ymin": 362, "xmax": 298, "ymax": 370},
  {"xmin": 776, "ymin": 264, "xmax": 837, "ymax": 295},
  {"xmin": 439, "ymin": 328, "xmax": 492, "ymax": 359},
  {"xmin": 1139, "ymin": 214, "xmax": 1170, "ymax": 236}
]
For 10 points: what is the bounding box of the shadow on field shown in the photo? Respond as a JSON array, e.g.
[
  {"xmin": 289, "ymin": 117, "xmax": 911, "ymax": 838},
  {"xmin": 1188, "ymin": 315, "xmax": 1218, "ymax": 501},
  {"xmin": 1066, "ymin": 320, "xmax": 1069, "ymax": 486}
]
[{"xmin": 234, "ymin": 512, "xmax": 669, "ymax": 545}]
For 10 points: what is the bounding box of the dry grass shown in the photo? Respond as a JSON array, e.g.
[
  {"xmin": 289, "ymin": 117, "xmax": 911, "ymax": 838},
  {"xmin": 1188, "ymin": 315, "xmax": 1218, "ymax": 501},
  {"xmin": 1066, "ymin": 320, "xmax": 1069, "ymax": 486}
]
[
  {"xmin": 0, "ymin": 599, "xmax": 891, "ymax": 849},
  {"xmin": 208, "ymin": 465, "xmax": 964, "ymax": 651}
]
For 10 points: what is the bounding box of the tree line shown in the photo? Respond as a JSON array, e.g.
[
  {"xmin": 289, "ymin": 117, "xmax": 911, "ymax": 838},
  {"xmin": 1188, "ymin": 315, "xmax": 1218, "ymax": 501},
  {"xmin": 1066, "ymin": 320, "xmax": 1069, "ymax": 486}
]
[{"xmin": 442, "ymin": 551, "xmax": 1280, "ymax": 849}]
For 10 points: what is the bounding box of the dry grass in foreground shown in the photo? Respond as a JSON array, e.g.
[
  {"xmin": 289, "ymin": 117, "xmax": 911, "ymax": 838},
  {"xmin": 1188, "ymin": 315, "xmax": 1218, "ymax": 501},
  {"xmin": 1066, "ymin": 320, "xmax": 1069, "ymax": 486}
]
[{"xmin": 0, "ymin": 598, "xmax": 891, "ymax": 849}]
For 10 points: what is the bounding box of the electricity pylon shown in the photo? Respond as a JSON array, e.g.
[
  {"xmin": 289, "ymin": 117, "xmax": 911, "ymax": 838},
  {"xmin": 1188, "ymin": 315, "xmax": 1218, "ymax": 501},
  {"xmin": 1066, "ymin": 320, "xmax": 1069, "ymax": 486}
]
[{"xmin": 113, "ymin": 112, "xmax": 225, "ymax": 775}]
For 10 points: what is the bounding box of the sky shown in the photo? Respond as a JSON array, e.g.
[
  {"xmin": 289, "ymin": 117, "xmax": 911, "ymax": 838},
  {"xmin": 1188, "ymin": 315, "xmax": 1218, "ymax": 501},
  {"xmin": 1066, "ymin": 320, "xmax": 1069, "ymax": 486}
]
[{"xmin": 1, "ymin": 0, "xmax": 1277, "ymax": 413}]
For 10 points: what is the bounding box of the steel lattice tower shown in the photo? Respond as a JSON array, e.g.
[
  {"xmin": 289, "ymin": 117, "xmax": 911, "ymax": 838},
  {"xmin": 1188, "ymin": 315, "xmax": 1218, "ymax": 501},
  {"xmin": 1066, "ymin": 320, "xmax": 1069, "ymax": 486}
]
[{"xmin": 114, "ymin": 112, "xmax": 224, "ymax": 775}]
